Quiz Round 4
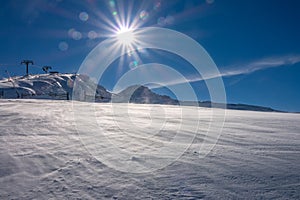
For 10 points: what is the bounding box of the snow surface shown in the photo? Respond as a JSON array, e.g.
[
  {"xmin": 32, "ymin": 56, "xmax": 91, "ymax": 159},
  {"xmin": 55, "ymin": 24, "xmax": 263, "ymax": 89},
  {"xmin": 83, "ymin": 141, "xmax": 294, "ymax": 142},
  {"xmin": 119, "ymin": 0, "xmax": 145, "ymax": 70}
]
[{"xmin": 0, "ymin": 99, "xmax": 299, "ymax": 199}]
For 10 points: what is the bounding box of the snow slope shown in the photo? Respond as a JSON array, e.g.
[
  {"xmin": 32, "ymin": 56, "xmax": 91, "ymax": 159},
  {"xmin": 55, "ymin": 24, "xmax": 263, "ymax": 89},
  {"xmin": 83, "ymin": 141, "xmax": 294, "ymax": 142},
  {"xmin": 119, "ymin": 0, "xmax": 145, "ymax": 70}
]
[
  {"xmin": 0, "ymin": 99, "xmax": 299, "ymax": 199},
  {"xmin": 0, "ymin": 74, "xmax": 111, "ymax": 101}
]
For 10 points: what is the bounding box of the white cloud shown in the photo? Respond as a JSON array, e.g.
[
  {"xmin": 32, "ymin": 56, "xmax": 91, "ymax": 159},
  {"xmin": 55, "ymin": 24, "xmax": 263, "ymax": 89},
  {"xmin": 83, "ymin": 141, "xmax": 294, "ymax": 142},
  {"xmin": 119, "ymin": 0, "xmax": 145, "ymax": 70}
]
[
  {"xmin": 150, "ymin": 54, "xmax": 300, "ymax": 88},
  {"xmin": 221, "ymin": 54, "xmax": 300, "ymax": 77}
]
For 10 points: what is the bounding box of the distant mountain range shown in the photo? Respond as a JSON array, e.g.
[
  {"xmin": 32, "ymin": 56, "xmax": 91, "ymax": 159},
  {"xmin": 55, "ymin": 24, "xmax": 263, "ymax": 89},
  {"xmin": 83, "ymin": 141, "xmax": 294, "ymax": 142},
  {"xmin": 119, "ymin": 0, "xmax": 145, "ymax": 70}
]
[{"xmin": 0, "ymin": 73, "xmax": 281, "ymax": 112}]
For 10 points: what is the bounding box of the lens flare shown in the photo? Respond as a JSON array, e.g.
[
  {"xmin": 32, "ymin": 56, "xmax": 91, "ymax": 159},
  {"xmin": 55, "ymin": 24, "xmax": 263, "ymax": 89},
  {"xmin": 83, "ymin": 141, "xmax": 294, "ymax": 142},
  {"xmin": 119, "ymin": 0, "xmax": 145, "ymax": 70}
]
[
  {"xmin": 58, "ymin": 41, "xmax": 68, "ymax": 51},
  {"xmin": 109, "ymin": 0, "xmax": 116, "ymax": 8},
  {"xmin": 206, "ymin": 0, "xmax": 215, "ymax": 4},
  {"xmin": 157, "ymin": 17, "xmax": 166, "ymax": 26},
  {"xmin": 88, "ymin": 30, "xmax": 98, "ymax": 39},
  {"xmin": 68, "ymin": 28, "xmax": 82, "ymax": 40},
  {"xmin": 129, "ymin": 60, "xmax": 139, "ymax": 69},
  {"xmin": 72, "ymin": 31, "xmax": 82, "ymax": 40},
  {"xmin": 116, "ymin": 27, "xmax": 135, "ymax": 46},
  {"xmin": 79, "ymin": 12, "xmax": 89, "ymax": 21},
  {"xmin": 139, "ymin": 10, "xmax": 149, "ymax": 21}
]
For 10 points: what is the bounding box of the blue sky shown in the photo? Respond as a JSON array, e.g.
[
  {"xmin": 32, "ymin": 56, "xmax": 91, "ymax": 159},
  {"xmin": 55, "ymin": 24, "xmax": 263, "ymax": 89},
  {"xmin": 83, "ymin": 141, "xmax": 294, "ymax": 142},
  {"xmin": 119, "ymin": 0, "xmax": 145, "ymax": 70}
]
[{"xmin": 0, "ymin": 0, "xmax": 300, "ymax": 112}]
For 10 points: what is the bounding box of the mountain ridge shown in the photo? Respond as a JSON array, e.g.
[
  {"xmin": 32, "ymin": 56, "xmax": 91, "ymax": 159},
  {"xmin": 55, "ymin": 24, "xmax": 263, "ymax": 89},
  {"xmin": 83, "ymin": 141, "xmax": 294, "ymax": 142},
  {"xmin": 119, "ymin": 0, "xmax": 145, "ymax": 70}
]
[{"xmin": 0, "ymin": 73, "xmax": 283, "ymax": 112}]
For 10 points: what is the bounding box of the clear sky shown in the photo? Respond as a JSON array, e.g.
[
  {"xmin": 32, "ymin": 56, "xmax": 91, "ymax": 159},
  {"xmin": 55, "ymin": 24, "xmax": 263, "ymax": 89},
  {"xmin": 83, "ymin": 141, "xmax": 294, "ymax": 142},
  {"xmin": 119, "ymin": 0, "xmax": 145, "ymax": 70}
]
[{"xmin": 0, "ymin": 0, "xmax": 300, "ymax": 112}]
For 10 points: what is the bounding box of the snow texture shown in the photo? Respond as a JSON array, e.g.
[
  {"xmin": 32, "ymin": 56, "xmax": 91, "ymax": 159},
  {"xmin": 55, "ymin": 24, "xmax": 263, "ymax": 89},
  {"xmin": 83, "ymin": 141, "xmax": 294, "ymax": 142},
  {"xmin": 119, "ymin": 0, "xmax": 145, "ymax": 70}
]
[
  {"xmin": 0, "ymin": 99, "xmax": 299, "ymax": 199},
  {"xmin": 0, "ymin": 74, "xmax": 111, "ymax": 102}
]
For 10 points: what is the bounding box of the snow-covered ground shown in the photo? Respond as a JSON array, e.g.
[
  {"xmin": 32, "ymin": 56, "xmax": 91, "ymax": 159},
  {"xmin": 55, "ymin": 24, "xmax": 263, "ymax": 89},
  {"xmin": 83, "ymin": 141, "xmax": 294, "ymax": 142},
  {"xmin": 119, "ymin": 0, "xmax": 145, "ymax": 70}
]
[{"xmin": 0, "ymin": 99, "xmax": 299, "ymax": 199}]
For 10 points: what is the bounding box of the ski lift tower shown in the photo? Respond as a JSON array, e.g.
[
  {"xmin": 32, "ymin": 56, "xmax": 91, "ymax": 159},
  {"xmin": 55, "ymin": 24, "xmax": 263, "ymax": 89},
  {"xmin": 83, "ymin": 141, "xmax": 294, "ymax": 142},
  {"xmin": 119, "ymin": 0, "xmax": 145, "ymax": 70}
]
[
  {"xmin": 21, "ymin": 60, "xmax": 34, "ymax": 76},
  {"xmin": 42, "ymin": 66, "xmax": 52, "ymax": 74}
]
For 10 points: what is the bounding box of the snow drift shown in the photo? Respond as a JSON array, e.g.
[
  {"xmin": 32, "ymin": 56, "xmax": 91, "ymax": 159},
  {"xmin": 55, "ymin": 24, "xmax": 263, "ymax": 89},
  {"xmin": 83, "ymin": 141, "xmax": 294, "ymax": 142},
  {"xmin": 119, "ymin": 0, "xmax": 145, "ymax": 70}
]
[{"xmin": 0, "ymin": 99, "xmax": 299, "ymax": 199}]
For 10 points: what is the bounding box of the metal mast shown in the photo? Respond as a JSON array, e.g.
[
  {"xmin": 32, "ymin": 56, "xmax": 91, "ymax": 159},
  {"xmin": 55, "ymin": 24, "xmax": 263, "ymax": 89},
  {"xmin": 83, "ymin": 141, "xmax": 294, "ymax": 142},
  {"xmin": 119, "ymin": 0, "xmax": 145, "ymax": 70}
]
[{"xmin": 21, "ymin": 60, "xmax": 34, "ymax": 76}]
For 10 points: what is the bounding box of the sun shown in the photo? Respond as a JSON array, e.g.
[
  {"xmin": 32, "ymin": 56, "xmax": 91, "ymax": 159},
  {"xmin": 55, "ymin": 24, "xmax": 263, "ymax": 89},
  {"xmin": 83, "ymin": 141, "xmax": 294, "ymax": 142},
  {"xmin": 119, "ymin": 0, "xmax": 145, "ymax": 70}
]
[{"xmin": 115, "ymin": 26, "xmax": 136, "ymax": 46}]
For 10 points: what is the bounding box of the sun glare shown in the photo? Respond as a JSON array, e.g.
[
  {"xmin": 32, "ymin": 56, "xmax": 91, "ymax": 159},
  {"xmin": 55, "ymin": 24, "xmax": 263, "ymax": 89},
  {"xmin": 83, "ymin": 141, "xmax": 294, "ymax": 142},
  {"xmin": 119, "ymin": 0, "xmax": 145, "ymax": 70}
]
[
  {"xmin": 116, "ymin": 27, "xmax": 136, "ymax": 46},
  {"xmin": 98, "ymin": 0, "xmax": 152, "ymax": 70}
]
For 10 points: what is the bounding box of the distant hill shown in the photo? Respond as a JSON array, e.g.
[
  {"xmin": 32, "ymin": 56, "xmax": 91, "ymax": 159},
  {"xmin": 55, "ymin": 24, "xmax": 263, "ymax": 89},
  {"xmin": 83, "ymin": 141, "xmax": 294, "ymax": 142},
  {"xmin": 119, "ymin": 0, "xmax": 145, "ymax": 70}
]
[
  {"xmin": 112, "ymin": 85, "xmax": 179, "ymax": 105},
  {"xmin": 181, "ymin": 101, "xmax": 280, "ymax": 112},
  {"xmin": 0, "ymin": 73, "xmax": 282, "ymax": 112}
]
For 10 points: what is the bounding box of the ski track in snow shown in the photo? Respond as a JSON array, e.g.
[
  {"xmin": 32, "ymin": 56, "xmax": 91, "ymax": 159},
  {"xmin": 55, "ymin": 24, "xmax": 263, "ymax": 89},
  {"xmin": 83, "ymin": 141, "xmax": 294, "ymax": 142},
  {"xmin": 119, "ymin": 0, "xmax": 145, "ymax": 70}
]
[{"xmin": 0, "ymin": 99, "xmax": 299, "ymax": 199}]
